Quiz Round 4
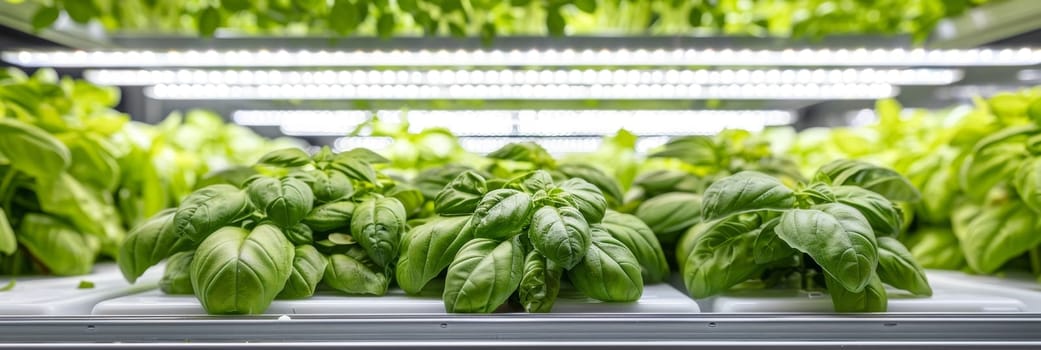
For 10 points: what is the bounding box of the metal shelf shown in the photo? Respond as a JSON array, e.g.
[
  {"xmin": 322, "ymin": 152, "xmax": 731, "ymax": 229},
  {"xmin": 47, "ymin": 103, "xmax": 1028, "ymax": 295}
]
[{"xmin": 1, "ymin": 314, "xmax": 1040, "ymax": 348}]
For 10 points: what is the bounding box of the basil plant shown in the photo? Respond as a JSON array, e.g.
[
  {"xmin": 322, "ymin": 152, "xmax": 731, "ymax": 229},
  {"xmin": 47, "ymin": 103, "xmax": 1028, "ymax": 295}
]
[
  {"xmin": 398, "ymin": 169, "xmax": 669, "ymax": 313},
  {"xmin": 118, "ymin": 146, "xmax": 418, "ymax": 315},
  {"xmin": 677, "ymin": 159, "xmax": 932, "ymax": 312}
]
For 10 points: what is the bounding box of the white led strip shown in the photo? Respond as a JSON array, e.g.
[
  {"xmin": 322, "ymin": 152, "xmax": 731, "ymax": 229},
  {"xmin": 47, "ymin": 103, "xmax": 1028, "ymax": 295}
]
[
  {"xmin": 333, "ymin": 136, "xmax": 672, "ymax": 155},
  {"xmin": 84, "ymin": 68, "xmax": 963, "ymax": 86},
  {"xmin": 147, "ymin": 83, "xmax": 896, "ymax": 100},
  {"xmin": 235, "ymin": 109, "xmax": 795, "ymax": 137},
  {"xmin": 7, "ymin": 48, "xmax": 1041, "ymax": 67}
]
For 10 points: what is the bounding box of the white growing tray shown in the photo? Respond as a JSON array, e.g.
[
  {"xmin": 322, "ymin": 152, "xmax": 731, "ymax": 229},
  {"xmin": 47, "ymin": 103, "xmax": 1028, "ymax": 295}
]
[
  {"xmin": 91, "ymin": 283, "xmax": 700, "ymax": 315},
  {"xmin": 925, "ymin": 269, "xmax": 1041, "ymax": 312},
  {"xmin": 0, "ymin": 263, "xmax": 160, "ymax": 315},
  {"xmin": 702, "ymin": 289, "xmax": 1025, "ymax": 313}
]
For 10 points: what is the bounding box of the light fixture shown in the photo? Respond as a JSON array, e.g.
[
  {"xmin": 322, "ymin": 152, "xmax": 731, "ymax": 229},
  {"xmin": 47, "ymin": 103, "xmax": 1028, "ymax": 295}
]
[
  {"xmin": 7, "ymin": 48, "xmax": 1040, "ymax": 67},
  {"xmin": 332, "ymin": 136, "xmax": 673, "ymax": 155},
  {"xmin": 147, "ymin": 83, "xmax": 896, "ymax": 100},
  {"xmin": 84, "ymin": 68, "xmax": 963, "ymax": 86},
  {"xmin": 234, "ymin": 109, "xmax": 796, "ymax": 137}
]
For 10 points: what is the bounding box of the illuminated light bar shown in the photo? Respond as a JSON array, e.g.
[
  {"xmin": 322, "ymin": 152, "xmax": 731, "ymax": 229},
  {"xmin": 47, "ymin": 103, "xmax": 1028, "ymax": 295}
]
[
  {"xmin": 85, "ymin": 68, "xmax": 963, "ymax": 86},
  {"xmin": 233, "ymin": 109, "xmax": 795, "ymax": 137},
  {"xmin": 7, "ymin": 48, "xmax": 1041, "ymax": 67},
  {"xmin": 146, "ymin": 83, "xmax": 896, "ymax": 100},
  {"xmin": 333, "ymin": 136, "xmax": 673, "ymax": 155}
]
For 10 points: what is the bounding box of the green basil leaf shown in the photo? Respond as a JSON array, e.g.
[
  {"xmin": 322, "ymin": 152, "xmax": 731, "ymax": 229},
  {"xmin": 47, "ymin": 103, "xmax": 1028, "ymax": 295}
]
[
  {"xmin": 905, "ymin": 227, "xmax": 965, "ymax": 270},
  {"xmin": 776, "ymin": 204, "xmax": 878, "ymax": 293},
  {"xmin": 118, "ymin": 209, "xmax": 192, "ymax": 283},
  {"xmin": 221, "ymin": 0, "xmax": 252, "ymax": 12},
  {"xmin": 546, "ymin": 7, "xmax": 565, "ymax": 36},
  {"xmin": 414, "ymin": 165, "xmax": 486, "ymax": 200},
  {"xmin": 175, "ymin": 184, "xmax": 252, "ymax": 243},
  {"xmin": 190, "ymin": 225, "xmax": 294, "ymax": 314},
  {"xmin": 751, "ymin": 217, "xmax": 796, "ymax": 264},
  {"xmin": 31, "ymin": 6, "xmax": 60, "ymax": 30},
  {"xmin": 487, "ymin": 142, "xmax": 555, "ymax": 167},
  {"xmin": 323, "ymin": 246, "xmax": 390, "ymax": 295},
  {"xmin": 529, "ymin": 206, "xmax": 591, "ymax": 269},
  {"xmin": 634, "ymin": 192, "xmax": 703, "ymax": 244},
  {"xmin": 396, "ymin": 215, "xmax": 474, "ymax": 294},
  {"xmin": 277, "ymin": 245, "xmax": 329, "ymax": 299},
  {"xmin": 435, "ymin": 171, "xmax": 487, "ymax": 216},
  {"xmin": 680, "ymin": 215, "xmax": 762, "ymax": 298},
  {"xmin": 702, "ymin": 171, "xmax": 795, "ymax": 222},
  {"xmin": 0, "ymin": 118, "xmax": 69, "ymax": 179},
  {"xmin": 159, "ymin": 251, "xmax": 194, "ymax": 295},
  {"xmin": 961, "ymin": 201, "xmax": 1039, "ymax": 274},
  {"xmin": 648, "ymin": 135, "xmax": 723, "ymax": 168},
  {"xmin": 17, "ymin": 213, "xmax": 96, "ymax": 276},
  {"xmin": 1014, "ymin": 158, "xmax": 1041, "ymax": 213},
  {"xmin": 350, "ymin": 197, "xmax": 406, "ymax": 268},
  {"xmin": 518, "ymin": 250, "xmax": 562, "ymax": 313},
  {"xmin": 876, "ymin": 237, "xmax": 932, "ymax": 296},
  {"xmin": 329, "ymin": 158, "xmax": 379, "ymax": 184},
  {"xmin": 284, "ymin": 222, "xmax": 313, "ymax": 245},
  {"xmin": 632, "ymin": 169, "xmax": 701, "ymax": 196},
  {"xmin": 568, "ymin": 227, "xmax": 643, "ymax": 302},
  {"xmin": 62, "ymin": 0, "xmax": 99, "ymax": 23},
  {"xmin": 818, "ymin": 159, "xmax": 921, "ymax": 202},
  {"xmin": 959, "ymin": 126, "xmax": 1036, "ymax": 200},
  {"xmin": 504, "ymin": 170, "xmax": 555, "ymax": 193},
  {"xmin": 557, "ymin": 178, "xmax": 607, "ymax": 224},
  {"xmin": 826, "ymin": 272, "xmax": 887, "ymax": 312},
  {"xmin": 335, "ymin": 148, "xmax": 390, "ymax": 164},
  {"xmin": 832, "ymin": 186, "xmax": 903, "ymax": 236},
  {"xmin": 557, "ymin": 164, "xmax": 624, "ymax": 207},
  {"xmin": 35, "ymin": 174, "xmax": 115, "ymax": 239},
  {"xmin": 197, "ymin": 7, "xmax": 221, "ymax": 36},
  {"xmin": 330, "ymin": 0, "xmax": 360, "ymax": 35},
  {"xmin": 302, "ymin": 201, "xmax": 355, "ymax": 232},
  {"xmin": 472, "ymin": 189, "xmax": 533, "ymax": 240},
  {"xmin": 599, "ymin": 211, "xmax": 669, "ymax": 283},
  {"xmin": 309, "ymin": 170, "xmax": 354, "ymax": 203},
  {"xmin": 443, "ymin": 238, "xmax": 524, "ymax": 313},
  {"xmin": 0, "ymin": 208, "xmax": 16, "ymax": 255},
  {"xmin": 257, "ymin": 148, "xmax": 311, "ymax": 168},
  {"xmin": 247, "ymin": 176, "xmax": 314, "ymax": 228}
]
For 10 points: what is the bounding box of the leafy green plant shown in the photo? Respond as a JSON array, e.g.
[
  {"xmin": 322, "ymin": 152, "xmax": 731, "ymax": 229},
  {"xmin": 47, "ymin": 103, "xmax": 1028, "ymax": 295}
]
[
  {"xmin": 20, "ymin": 0, "xmax": 985, "ymax": 41},
  {"xmin": 627, "ymin": 129, "xmax": 802, "ymax": 249},
  {"xmin": 118, "ymin": 146, "xmax": 414, "ymax": 314},
  {"xmin": 676, "ymin": 160, "xmax": 930, "ymax": 312},
  {"xmin": 398, "ymin": 148, "xmax": 667, "ymax": 312}
]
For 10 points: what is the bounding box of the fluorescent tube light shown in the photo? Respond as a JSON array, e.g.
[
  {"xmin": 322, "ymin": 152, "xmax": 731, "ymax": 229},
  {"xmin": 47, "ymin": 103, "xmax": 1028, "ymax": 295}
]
[
  {"xmin": 8, "ymin": 48, "xmax": 1040, "ymax": 67},
  {"xmin": 241, "ymin": 109, "xmax": 794, "ymax": 137},
  {"xmin": 333, "ymin": 136, "xmax": 673, "ymax": 155},
  {"xmin": 147, "ymin": 83, "xmax": 896, "ymax": 100},
  {"xmin": 85, "ymin": 68, "xmax": 963, "ymax": 86}
]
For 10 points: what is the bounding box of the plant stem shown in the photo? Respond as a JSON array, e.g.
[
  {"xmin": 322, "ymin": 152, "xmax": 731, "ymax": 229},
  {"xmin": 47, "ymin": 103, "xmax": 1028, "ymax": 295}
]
[
  {"xmin": 0, "ymin": 169, "xmax": 16, "ymax": 210},
  {"xmin": 1030, "ymin": 246, "xmax": 1041, "ymax": 278}
]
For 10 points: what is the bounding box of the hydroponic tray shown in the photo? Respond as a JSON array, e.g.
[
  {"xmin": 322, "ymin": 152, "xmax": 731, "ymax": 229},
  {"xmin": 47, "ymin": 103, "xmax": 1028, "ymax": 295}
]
[
  {"xmin": 91, "ymin": 283, "xmax": 700, "ymax": 315},
  {"xmin": 925, "ymin": 269, "xmax": 1041, "ymax": 311},
  {"xmin": 0, "ymin": 263, "xmax": 160, "ymax": 316}
]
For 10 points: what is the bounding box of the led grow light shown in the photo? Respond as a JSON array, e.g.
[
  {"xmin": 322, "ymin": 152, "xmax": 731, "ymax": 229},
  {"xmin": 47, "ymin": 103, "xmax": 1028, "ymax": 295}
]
[
  {"xmin": 84, "ymin": 68, "xmax": 963, "ymax": 86},
  {"xmin": 242, "ymin": 109, "xmax": 795, "ymax": 137},
  {"xmin": 147, "ymin": 83, "xmax": 896, "ymax": 100},
  {"xmin": 7, "ymin": 48, "xmax": 1041, "ymax": 67},
  {"xmin": 333, "ymin": 136, "xmax": 673, "ymax": 155}
]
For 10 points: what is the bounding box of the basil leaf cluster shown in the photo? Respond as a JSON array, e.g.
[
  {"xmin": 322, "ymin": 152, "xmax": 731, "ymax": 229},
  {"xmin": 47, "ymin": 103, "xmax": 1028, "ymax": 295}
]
[
  {"xmin": 398, "ymin": 168, "xmax": 668, "ymax": 313},
  {"xmin": 677, "ymin": 161, "xmax": 931, "ymax": 312},
  {"xmin": 118, "ymin": 146, "xmax": 409, "ymax": 315}
]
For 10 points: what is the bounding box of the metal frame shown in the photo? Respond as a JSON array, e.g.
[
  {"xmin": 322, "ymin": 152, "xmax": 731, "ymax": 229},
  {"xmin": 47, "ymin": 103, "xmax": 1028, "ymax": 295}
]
[
  {"xmin": 1, "ymin": 314, "xmax": 1040, "ymax": 348},
  {"xmin": 929, "ymin": 0, "xmax": 1041, "ymax": 49}
]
